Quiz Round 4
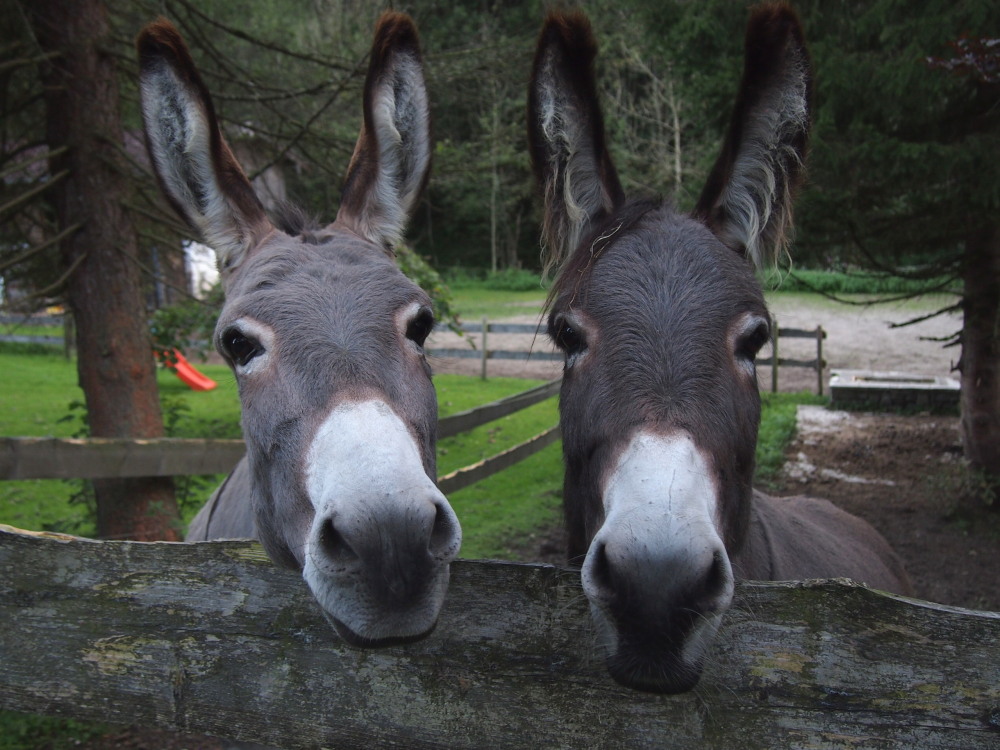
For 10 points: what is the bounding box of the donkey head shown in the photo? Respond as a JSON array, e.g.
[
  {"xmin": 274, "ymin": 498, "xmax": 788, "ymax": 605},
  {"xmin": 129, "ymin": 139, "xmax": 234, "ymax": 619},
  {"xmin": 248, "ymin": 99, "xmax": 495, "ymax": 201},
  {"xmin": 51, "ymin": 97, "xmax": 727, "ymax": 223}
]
[
  {"xmin": 138, "ymin": 13, "xmax": 461, "ymax": 645},
  {"xmin": 529, "ymin": 6, "xmax": 810, "ymax": 691}
]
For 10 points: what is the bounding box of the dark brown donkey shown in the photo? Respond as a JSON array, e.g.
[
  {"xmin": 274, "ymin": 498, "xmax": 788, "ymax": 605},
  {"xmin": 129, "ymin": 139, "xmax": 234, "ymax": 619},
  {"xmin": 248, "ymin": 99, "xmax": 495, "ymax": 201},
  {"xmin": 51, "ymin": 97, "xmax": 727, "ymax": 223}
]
[
  {"xmin": 137, "ymin": 14, "xmax": 461, "ymax": 646},
  {"xmin": 528, "ymin": 5, "xmax": 911, "ymax": 693}
]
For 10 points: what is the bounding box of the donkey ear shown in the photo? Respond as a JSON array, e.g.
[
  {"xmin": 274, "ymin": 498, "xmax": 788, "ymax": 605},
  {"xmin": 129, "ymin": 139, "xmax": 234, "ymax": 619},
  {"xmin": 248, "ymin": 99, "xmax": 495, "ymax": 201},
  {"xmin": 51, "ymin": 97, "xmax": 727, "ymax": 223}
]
[
  {"xmin": 335, "ymin": 13, "xmax": 431, "ymax": 251},
  {"xmin": 137, "ymin": 19, "xmax": 271, "ymax": 273},
  {"xmin": 693, "ymin": 4, "xmax": 811, "ymax": 268},
  {"xmin": 528, "ymin": 11, "xmax": 625, "ymax": 277}
]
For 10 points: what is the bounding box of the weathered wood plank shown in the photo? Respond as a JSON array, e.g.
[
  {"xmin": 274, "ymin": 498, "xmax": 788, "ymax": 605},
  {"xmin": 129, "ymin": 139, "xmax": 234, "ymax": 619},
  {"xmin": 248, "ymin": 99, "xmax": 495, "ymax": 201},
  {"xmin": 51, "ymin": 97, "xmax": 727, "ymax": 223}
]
[
  {"xmin": 0, "ymin": 334, "xmax": 62, "ymax": 345},
  {"xmin": 433, "ymin": 322, "xmax": 545, "ymax": 335},
  {"xmin": 428, "ymin": 347, "xmax": 562, "ymax": 362},
  {"xmin": 0, "ymin": 437, "xmax": 245, "ymax": 480},
  {"xmin": 1, "ymin": 381, "xmax": 562, "ymax": 481},
  {"xmin": 437, "ymin": 379, "xmax": 560, "ymax": 438},
  {"xmin": 0, "ymin": 526, "xmax": 997, "ymax": 749},
  {"xmin": 437, "ymin": 425, "xmax": 560, "ymax": 494},
  {"xmin": 777, "ymin": 327, "xmax": 827, "ymax": 339},
  {"xmin": 757, "ymin": 356, "xmax": 825, "ymax": 369}
]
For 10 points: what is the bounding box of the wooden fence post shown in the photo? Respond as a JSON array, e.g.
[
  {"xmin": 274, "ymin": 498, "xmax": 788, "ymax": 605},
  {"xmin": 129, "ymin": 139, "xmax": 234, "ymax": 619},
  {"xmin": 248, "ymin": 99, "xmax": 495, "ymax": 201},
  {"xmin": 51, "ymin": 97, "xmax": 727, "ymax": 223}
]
[
  {"xmin": 771, "ymin": 316, "xmax": 780, "ymax": 393},
  {"xmin": 480, "ymin": 315, "xmax": 488, "ymax": 380},
  {"xmin": 816, "ymin": 325, "xmax": 825, "ymax": 396}
]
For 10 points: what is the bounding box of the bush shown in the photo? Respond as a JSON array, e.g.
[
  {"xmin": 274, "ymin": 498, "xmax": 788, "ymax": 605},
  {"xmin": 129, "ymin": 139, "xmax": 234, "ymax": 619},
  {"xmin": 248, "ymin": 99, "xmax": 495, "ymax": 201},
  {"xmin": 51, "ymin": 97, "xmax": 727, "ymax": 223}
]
[
  {"xmin": 760, "ymin": 268, "xmax": 957, "ymax": 296},
  {"xmin": 395, "ymin": 244, "xmax": 461, "ymax": 331},
  {"xmin": 444, "ymin": 267, "xmax": 548, "ymax": 292}
]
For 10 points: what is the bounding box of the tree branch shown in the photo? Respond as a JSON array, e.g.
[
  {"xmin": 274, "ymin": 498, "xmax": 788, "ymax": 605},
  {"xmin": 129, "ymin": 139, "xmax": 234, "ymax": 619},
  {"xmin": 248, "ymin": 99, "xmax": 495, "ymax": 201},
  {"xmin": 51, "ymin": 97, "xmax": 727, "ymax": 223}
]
[
  {"xmin": 0, "ymin": 170, "xmax": 69, "ymax": 216},
  {"xmin": 0, "ymin": 222, "xmax": 82, "ymax": 274}
]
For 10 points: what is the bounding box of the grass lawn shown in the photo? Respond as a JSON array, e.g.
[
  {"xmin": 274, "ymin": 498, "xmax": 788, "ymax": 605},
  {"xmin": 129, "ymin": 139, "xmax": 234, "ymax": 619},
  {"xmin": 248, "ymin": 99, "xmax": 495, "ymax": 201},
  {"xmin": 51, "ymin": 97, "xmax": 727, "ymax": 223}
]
[
  {"xmin": 757, "ymin": 390, "xmax": 828, "ymax": 486},
  {"xmin": 436, "ymin": 375, "xmax": 561, "ymax": 559},
  {"xmin": 0, "ymin": 347, "xmax": 560, "ymax": 557},
  {"xmin": 448, "ymin": 285, "xmax": 548, "ymax": 322}
]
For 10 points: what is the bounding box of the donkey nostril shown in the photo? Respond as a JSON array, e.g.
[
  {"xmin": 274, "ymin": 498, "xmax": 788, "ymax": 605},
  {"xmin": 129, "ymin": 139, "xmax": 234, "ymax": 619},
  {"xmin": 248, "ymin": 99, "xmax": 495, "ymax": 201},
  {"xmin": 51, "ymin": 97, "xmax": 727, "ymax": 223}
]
[
  {"xmin": 317, "ymin": 517, "xmax": 359, "ymax": 565},
  {"xmin": 428, "ymin": 502, "xmax": 460, "ymax": 561},
  {"xmin": 585, "ymin": 541, "xmax": 616, "ymax": 602},
  {"xmin": 698, "ymin": 550, "xmax": 730, "ymax": 611}
]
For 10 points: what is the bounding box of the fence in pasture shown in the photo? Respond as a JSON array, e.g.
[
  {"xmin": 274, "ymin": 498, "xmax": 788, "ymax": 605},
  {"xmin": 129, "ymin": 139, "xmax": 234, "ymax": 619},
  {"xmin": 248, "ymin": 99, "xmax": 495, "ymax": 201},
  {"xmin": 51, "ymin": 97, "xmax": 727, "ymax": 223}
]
[
  {"xmin": 0, "ymin": 379, "xmax": 562, "ymax": 495},
  {"xmin": 428, "ymin": 318, "xmax": 561, "ymax": 380},
  {"xmin": 0, "ymin": 312, "xmax": 72, "ymax": 356},
  {"xmin": 2, "ymin": 314, "xmax": 826, "ymax": 392},
  {"xmin": 426, "ymin": 317, "xmax": 827, "ymax": 392},
  {"xmin": 0, "ymin": 525, "xmax": 997, "ymax": 748},
  {"xmin": 762, "ymin": 319, "xmax": 827, "ymax": 395}
]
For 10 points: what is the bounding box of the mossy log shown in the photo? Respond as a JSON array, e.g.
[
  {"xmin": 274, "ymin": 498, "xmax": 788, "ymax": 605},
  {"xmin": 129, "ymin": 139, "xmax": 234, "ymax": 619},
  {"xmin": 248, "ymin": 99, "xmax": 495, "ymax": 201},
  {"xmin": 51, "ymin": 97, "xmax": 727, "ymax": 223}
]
[{"xmin": 0, "ymin": 525, "xmax": 998, "ymax": 749}]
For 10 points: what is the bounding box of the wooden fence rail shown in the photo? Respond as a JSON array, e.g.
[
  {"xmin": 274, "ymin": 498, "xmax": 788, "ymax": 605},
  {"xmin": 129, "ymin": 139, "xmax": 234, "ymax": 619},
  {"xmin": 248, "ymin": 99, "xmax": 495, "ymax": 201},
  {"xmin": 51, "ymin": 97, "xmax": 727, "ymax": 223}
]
[
  {"xmin": 436, "ymin": 378, "xmax": 560, "ymax": 439},
  {"xmin": 428, "ymin": 319, "xmax": 560, "ymax": 380},
  {"xmin": 0, "ymin": 526, "xmax": 997, "ymax": 749},
  {"xmin": 759, "ymin": 319, "xmax": 827, "ymax": 394},
  {"xmin": 1, "ymin": 380, "xmax": 562, "ymax": 490}
]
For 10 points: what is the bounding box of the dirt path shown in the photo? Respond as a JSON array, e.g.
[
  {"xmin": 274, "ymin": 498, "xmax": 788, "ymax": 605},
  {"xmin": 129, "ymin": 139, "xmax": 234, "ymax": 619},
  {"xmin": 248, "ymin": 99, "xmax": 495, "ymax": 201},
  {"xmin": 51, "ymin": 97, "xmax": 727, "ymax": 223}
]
[{"xmin": 766, "ymin": 294, "xmax": 960, "ymax": 393}]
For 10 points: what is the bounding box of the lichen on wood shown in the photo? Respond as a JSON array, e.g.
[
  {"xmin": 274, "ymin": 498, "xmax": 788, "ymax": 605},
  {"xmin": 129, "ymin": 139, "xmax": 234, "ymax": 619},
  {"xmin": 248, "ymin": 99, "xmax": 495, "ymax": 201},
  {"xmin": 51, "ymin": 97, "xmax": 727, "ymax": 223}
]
[{"xmin": 1, "ymin": 525, "xmax": 998, "ymax": 749}]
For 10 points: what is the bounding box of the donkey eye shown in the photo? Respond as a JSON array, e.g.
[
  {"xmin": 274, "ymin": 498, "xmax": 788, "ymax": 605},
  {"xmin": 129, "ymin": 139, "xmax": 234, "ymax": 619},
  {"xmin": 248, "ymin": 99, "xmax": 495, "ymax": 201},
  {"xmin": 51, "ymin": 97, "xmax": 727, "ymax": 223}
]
[
  {"xmin": 553, "ymin": 318, "xmax": 586, "ymax": 356},
  {"xmin": 222, "ymin": 328, "xmax": 261, "ymax": 367},
  {"xmin": 405, "ymin": 307, "xmax": 435, "ymax": 348}
]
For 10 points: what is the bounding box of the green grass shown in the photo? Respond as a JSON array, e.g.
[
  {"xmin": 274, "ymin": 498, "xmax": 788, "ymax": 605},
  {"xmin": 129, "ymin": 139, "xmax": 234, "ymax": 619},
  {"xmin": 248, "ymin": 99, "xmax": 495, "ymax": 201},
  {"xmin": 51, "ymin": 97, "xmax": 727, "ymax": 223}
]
[
  {"xmin": 448, "ymin": 286, "xmax": 548, "ymax": 323},
  {"xmin": 0, "ymin": 349, "xmax": 240, "ymax": 534},
  {"xmin": 0, "ymin": 712, "xmax": 108, "ymax": 750},
  {"xmin": 443, "ymin": 267, "xmax": 547, "ymax": 292},
  {"xmin": 760, "ymin": 268, "xmax": 958, "ymax": 296},
  {"xmin": 435, "ymin": 376, "xmax": 561, "ymax": 559},
  {"xmin": 0, "ymin": 320, "xmax": 64, "ymax": 338},
  {"xmin": 756, "ymin": 390, "xmax": 829, "ymax": 485}
]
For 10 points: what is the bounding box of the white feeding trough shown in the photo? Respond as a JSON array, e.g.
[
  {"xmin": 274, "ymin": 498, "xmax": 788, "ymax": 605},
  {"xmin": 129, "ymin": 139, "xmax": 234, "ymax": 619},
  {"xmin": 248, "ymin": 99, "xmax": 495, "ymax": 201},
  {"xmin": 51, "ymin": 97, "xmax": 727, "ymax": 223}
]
[{"xmin": 829, "ymin": 370, "xmax": 960, "ymax": 412}]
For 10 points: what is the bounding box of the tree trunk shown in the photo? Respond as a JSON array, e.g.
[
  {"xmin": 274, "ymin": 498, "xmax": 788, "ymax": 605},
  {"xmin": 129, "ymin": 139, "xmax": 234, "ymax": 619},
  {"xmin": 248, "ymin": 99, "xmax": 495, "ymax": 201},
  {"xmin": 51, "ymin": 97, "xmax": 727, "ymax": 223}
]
[
  {"xmin": 26, "ymin": 0, "xmax": 180, "ymax": 540},
  {"xmin": 959, "ymin": 222, "xmax": 1000, "ymax": 504}
]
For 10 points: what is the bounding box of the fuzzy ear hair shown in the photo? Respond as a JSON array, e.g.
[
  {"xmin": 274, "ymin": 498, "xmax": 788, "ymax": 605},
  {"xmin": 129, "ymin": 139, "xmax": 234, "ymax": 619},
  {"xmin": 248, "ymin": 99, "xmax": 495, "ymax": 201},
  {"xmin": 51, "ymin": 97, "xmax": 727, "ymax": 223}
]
[
  {"xmin": 335, "ymin": 12, "xmax": 431, "ymax": 252},
  {"xmin": 692, "ymin": 3, "xmax": 812, "ymax": 268},
  {"xmin": 528, "ymin": 10, "xmax": 625, "ymax": 278},
  {"xmin": 137, "ymin": 19, "xmax": 271, "ymax": 274}
]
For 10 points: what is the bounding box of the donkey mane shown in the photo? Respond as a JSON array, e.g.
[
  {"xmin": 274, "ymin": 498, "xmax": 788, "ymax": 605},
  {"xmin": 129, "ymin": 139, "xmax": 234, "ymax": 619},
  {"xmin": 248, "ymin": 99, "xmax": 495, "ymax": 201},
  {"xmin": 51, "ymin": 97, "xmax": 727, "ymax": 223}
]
[{"xmin": 269, "ymin": 201, "xmax": 334, "ymax": 246}]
